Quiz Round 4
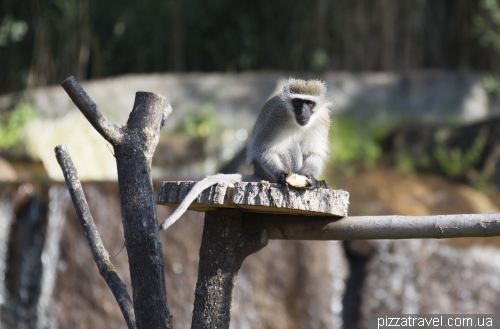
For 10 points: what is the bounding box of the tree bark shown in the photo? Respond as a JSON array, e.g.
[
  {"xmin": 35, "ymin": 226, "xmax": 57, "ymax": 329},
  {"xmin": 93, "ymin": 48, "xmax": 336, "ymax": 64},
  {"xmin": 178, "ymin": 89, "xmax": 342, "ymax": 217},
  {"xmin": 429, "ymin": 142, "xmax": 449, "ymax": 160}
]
[
  {"xmin": 115, "ymin": 92, "xmax": 172, "ymax": 328},
  {"xmin": 191, "ymin": 209, "xmax": 268, "ymax": 329}
]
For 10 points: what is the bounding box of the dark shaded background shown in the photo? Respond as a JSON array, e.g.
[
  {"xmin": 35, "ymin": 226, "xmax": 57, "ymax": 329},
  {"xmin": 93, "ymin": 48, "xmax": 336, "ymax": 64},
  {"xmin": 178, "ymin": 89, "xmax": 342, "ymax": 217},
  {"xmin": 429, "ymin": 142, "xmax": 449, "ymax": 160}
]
[{"xmin": 1, "ymin": 0, "xmax": 500, "ymax": 94}]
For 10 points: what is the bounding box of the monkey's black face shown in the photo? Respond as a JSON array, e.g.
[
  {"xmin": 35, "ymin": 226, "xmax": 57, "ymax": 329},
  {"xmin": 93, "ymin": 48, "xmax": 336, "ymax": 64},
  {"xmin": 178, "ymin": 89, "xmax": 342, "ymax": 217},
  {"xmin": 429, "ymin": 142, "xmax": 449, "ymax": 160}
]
[{"xmin": 292, "ymin": 98, "xmax": 315, "ymax": 126}]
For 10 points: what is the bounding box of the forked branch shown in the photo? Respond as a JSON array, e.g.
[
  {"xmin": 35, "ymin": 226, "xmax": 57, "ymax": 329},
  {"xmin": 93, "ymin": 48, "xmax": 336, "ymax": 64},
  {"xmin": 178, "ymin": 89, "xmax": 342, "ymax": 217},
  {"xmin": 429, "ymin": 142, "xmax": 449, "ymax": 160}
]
[{"xmin": 60, "ymin": 76, "xmax": 172, "ymax": 328}]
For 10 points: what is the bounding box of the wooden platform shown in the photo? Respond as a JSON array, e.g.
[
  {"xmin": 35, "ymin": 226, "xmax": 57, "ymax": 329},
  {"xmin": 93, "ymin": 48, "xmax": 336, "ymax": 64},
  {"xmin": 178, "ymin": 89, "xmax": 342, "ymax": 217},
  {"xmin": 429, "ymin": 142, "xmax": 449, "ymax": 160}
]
[{"xmin": 157, "ymin": 181, "xmax": 349, "ymax": 217}]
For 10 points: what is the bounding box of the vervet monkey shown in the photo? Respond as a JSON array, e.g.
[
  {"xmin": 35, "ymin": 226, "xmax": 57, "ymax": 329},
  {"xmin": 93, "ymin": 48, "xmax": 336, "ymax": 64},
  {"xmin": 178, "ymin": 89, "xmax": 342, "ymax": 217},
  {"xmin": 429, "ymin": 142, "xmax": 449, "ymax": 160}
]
[{"xmin": 159, "ymin": 78, "xmax": 331, "ymax": 231}]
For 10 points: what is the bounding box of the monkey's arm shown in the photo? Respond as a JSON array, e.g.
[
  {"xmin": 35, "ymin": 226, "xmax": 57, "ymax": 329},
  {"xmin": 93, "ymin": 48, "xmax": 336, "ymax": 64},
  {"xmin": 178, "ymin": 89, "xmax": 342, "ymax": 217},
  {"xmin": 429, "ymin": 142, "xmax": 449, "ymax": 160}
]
[
  {"xmin": 300, "ymin": 152, "xmax": 329, "ymax": 189},
  {"xmin": 252, "ymin": 151, "xmax": 287, "ymax": 184},
  {"xmin": 300, "ymin": 152, "xmax": 324, "ymax": 178}
]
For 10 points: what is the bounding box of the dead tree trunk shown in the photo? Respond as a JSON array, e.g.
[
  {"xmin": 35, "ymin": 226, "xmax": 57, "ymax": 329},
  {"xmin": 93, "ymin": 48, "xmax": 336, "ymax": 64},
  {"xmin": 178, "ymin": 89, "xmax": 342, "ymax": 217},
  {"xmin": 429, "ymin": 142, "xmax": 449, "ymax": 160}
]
[
  {"xmin": 112, "ymin": 93, "xmax": 171, "ymax": 328},
  {"xmin": 191, "ymin": 209, "xmax": 268, "ymax": 329},
  {"xmin": 58, "ymin": 76, "xmax": 172, "ymax": 328}
]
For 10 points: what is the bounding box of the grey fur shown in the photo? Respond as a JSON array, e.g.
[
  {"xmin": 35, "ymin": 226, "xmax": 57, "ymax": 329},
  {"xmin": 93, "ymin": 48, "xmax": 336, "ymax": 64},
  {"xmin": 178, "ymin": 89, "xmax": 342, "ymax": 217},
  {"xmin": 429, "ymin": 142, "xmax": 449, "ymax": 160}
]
[
  {"xmin": 247, "ymin": 78, "xmax": 331, "ymax": 182},
  {"xmin": 160, "ymin": 78, "xmax": 331, "ymax": 231}
]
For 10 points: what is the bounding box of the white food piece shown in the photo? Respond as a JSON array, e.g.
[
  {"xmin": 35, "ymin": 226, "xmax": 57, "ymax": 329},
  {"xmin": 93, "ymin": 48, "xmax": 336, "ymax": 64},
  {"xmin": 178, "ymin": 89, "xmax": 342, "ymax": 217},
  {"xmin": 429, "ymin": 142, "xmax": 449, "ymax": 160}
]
[{"xmin": 285, "ymin": 173, "xmax": 311, "ymax": 188}]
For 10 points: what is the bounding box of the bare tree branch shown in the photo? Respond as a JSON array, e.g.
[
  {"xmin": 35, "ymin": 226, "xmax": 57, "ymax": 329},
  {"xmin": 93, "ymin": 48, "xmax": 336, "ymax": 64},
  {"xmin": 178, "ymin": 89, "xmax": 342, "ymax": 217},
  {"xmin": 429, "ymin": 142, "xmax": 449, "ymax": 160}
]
[
  {"xmin": 54, "ymin": 144, "xmax": 136, "ymax": 329},
  {"xmin": 243, "ymin": 212, "xmax": 500, "ymax": 240},
  {"xmin": 61, "ymin": 76, "xmax": 124, "ymax": 145}
]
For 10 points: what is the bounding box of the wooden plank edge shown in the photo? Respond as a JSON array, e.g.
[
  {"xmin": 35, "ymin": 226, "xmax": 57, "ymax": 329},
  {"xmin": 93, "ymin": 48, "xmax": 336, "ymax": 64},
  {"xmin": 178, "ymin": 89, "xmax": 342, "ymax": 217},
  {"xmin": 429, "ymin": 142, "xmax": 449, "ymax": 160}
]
[{"xmin": 158, "ymin": 201, "xmax": 346, "ymax": 217}]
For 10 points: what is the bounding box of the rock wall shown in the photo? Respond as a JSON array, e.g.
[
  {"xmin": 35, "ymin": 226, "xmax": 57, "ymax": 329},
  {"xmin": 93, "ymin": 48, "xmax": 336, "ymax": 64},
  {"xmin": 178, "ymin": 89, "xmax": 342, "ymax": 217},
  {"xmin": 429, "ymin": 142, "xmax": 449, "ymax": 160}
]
[{"xmin": 1, "ymin": 71, "xmax": 498, "ymax": 181}]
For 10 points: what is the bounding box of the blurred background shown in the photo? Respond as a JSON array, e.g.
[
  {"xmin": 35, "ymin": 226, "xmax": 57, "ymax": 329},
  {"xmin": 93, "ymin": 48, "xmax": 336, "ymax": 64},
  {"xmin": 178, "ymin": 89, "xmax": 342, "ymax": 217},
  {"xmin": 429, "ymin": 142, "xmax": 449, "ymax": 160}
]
[{"xmin": 3, "ymin": 0, "xmax": 500, "ymax": 328}]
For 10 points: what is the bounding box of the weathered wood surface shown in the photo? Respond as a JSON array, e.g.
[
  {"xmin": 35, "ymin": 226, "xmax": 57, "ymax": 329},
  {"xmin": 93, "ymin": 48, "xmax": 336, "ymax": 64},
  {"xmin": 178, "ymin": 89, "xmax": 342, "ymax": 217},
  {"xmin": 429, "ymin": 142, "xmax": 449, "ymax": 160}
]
[{"xmin": 157, "ymin": 181, "xmax": 350, "ymax": 217}]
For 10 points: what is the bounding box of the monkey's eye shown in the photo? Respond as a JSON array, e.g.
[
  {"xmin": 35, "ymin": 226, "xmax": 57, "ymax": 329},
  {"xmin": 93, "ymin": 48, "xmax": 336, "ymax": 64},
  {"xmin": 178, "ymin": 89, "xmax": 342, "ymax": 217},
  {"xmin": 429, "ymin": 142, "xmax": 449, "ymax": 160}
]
[
  {"xmin": 292, "ymin": 99, "xmax": 302, "ymax": 107},
  {"xmin": 304, "ymin": 100, "xmax": 315, "ymax": 106}
]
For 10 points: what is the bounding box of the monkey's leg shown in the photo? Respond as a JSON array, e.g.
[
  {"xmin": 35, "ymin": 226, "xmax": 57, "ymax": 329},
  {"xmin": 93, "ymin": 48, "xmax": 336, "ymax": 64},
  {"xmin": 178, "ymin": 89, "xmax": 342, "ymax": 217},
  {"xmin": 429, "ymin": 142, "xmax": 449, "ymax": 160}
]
[{"xmin": 300, "ymin": 153, "xmax": 326, "ymax": 190}]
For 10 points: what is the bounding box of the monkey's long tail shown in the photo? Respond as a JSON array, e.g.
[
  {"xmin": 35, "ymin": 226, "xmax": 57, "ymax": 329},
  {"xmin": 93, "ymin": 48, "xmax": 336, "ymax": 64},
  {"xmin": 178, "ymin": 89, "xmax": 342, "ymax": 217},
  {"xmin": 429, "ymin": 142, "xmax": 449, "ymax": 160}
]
[{"xmin": 159, "ymin": 174, "xmax": 244, "ymax": 231}]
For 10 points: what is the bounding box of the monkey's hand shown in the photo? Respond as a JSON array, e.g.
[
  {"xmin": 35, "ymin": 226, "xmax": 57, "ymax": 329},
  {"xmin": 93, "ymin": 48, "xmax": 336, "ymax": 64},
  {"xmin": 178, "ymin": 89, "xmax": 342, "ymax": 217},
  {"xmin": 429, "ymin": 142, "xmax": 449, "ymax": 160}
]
[
  {"xmin": 278, "ymin": 171, "xmax": 294, "ymax": 193},
  {"xmin": 278, "ymin": 171, "xmax": 290, "ymax": 186}
]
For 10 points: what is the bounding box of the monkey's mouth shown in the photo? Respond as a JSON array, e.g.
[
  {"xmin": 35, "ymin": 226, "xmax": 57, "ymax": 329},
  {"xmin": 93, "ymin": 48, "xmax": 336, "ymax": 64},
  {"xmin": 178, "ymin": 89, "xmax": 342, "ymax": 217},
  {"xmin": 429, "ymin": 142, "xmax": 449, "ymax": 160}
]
[{"xmin": 296, "ymin": 116, "xmax": 310, "ymax": 126}]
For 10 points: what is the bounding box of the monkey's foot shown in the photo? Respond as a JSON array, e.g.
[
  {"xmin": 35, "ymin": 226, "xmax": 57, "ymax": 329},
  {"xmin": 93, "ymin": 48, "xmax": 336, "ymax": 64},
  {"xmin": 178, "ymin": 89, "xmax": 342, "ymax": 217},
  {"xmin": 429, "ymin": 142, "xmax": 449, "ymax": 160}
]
[
  {"xmin": 319, "ymin": 179, "xmax": 330, "ymax": 189},
  {"xmin": 303, "ymin": 175, "xmax": 330, "ymax": 190}
]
